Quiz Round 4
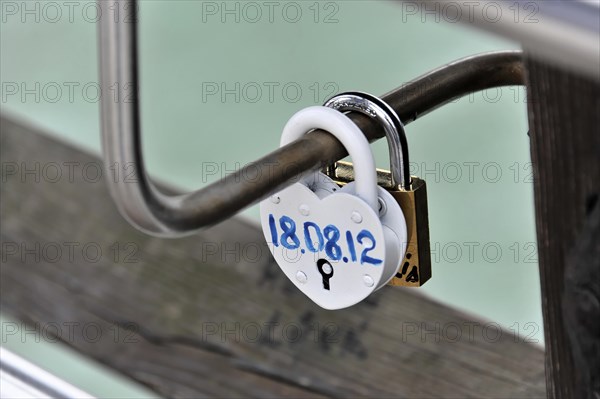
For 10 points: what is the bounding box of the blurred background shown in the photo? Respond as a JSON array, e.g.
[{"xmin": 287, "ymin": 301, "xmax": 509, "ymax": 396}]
[{"xmin": 1, "ymin": 1, "xmax": 539, "ymax": 396}]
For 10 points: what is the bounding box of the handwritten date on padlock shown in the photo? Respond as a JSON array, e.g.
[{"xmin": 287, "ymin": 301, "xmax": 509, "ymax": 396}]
[{"xmin": 267, "ymin": 214, "xmax": 382, "ymax": 266}]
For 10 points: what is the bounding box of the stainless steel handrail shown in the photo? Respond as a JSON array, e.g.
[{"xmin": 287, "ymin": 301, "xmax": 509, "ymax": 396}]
[
  {"xmin": 434, "ymin": 0, "xmax": 600, "ymax": 80},
  {"xmin": 0, "ymin": 348, "xmax": 95, "ymax": 399},
  {"xmin": 98, "ymin": 0, "xmax": 524, "ymax": 237}
]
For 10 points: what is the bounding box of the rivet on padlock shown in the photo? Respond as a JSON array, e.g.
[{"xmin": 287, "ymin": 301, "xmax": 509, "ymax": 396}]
[
  {"xmin": 260, "ymin": 106, "xmax": 408, "ymax": 310},
  {"xmin": 324, "ymin": 92, "xmax": 432, "ymax": 287}
]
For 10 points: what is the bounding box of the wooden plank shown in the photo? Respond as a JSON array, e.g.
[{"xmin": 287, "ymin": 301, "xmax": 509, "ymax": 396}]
[
  {"xmin": 0, "ymin": 116, "xmax": 546, "ymax": 398},
  {"xmin": 525, "ymin": 58, "xmax": 600, "ymax": 398}
]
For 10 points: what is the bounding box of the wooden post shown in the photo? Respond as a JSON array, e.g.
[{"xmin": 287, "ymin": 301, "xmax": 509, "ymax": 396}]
[{"xmin": 525, "ymin": 58, "xmax": 600, "ymax": 398}]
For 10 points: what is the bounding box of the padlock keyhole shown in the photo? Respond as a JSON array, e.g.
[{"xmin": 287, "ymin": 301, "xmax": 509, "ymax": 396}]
[{"xmin": 316, "ymin": 259, "xmax": 334, "ymax": 290}]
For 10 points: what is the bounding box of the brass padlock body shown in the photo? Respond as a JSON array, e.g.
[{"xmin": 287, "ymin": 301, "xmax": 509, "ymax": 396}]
[{"xmin": 326, "ymin": 161, "xmax": 431, "ymax": 287}]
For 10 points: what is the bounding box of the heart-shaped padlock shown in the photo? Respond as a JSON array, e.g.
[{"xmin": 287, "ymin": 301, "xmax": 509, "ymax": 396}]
[{"xmin": 260, "ymin": 106, "xmax": 407, "ymax": 310}]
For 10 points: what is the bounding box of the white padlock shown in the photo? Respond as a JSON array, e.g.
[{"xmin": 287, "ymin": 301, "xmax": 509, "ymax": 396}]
[{"xmin": 260, "ymin": 106, "xmax": 407, "ymax": 310}]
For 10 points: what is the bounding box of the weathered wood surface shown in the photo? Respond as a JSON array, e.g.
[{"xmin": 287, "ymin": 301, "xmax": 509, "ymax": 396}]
[
  {"xmin": 1, "ymin": 116, "xmax": 546, "ymax": 398},
  {"xmin": 525, "ymin": 59, "xmax": 600, "ymax": 399}
]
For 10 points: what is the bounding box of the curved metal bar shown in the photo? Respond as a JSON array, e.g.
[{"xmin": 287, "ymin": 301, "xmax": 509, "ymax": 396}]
[{"xmin": 98, "ymin": 0, "xmax": 524, "ymax": 237}]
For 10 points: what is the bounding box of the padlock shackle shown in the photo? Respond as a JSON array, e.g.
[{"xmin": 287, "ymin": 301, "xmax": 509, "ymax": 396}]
[
  {"xmin": 280, "ymin": 106, "xmax": 379, "ymax": 212},
  {"xmin": 324, "ymin": 92, "xmax": 411, "ymax": 190}
]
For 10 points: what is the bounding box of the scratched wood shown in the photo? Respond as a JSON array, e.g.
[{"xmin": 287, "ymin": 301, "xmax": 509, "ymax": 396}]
[
  {"xmin": 525, "ymin": 58, "xmax": 600, "ymax": 399},
  {"xmin": 0, "ymin": 116, "xmax": 546, "ymax": 398}
]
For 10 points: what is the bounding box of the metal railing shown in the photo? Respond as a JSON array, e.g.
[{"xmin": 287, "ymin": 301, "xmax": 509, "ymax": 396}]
[
  {"xmin": 98, "ymin": 0, "xmax": 524, "ymax": 237},
  {"xmin": 0, "ymin": 348, "xmax": 95, "ymax": 399}
]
